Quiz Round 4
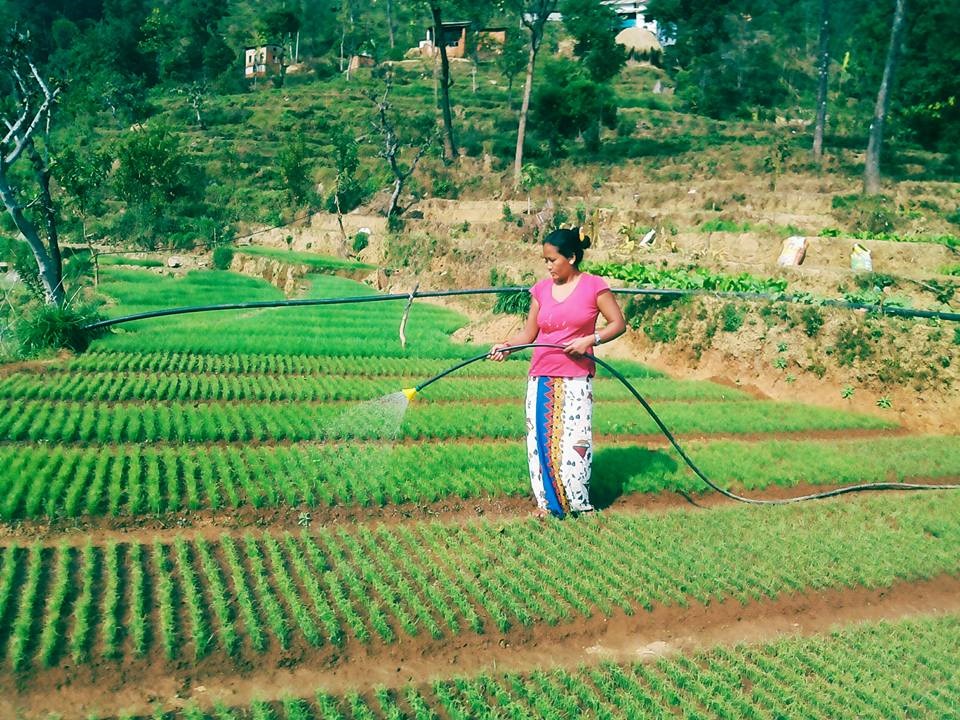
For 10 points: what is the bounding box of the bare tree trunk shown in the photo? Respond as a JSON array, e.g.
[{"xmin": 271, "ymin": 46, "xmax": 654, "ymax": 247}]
[
  {"xmin": 812, "ymin": 0, "xmax": 830, "ymax": 163},
  {"xmin": 864, "ymin": 0, "xmax": 907, "ymax": 195},
  {"xmin": 0, "ymin": 171, "xmax": 64, "ymax": 305},
  {"xmin": 386, "ymin": 0, "xmax": 396, "ymax": 49},
  {"xmin": 334, "ymin": 190, "xmax": 348, "ymax": 252},
  {"xmin": 431, "ymin": 5, "xmax": 458, "ymax": 161},
  {"xmin": 513, "ymin": 42, "xmax": 538, "ymax": 187},
  {"xmin": 512, "ymin": 1, "xmax": 558, "ymax": 188},
  {"xmin": 374, "ymin": 84, "xmax": 435, "ymax": 218},
  {"xmin": 0, "ymin": 40, "xmax": 64, "ymax": 306}
]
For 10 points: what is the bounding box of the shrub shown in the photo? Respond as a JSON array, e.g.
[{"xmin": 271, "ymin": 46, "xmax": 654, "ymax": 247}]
[
  {"xmin": 493, "ymin": 290, "xmax": 531, "ymax": 316},
  {"xmin": 801, "ymin": 306, "xmax": 824, "ymax": 337},
  {"xmin": 351, "ymin": 232, "xmax": 370, "ymax": 255},
  {"xmin": 830, "ymin": 194, "xmax": 896, "ymax": 235},
  {"xmin": 212, "ymin": 246, "xmax": 234, "ymax": 270},
  {"xmin": 720, "ymin": 303, "xmax": 745, "ymax": 332},
  {"xmin": 831, "ymin": 323, "xmax": 873, "ymax": 366},
  {"xmin": 16, "ymin": 301, "xmax": 106, "ymax": 354},
  {"xmin": 643, "ymin": 310, "xmax": 682, "ymax": 343}
]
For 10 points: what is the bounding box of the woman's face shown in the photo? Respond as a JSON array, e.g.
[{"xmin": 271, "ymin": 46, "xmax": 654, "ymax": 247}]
[{"xmin": 542, "ymin": 243, "xmax": 577, "ymax": 283}]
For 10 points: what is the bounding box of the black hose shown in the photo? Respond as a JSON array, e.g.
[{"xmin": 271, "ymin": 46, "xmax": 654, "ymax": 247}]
[
  {"xmin": 83, "ymin": 285, "xmax": 960, "ymax": 332},
  {"xmin": 414, "ymin": 343, "xmax": 959, "ymax": 505}
]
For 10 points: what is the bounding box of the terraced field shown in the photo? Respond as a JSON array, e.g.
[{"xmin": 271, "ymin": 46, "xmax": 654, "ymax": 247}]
[{"xmin": 1, "ymin": 269, "xmax": 958, "ymax": 719}]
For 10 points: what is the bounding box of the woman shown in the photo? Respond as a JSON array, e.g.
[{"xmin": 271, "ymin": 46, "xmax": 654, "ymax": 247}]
[{"xmin": 490, "ymin": 227, "xmax": 626, "ymax": 518}]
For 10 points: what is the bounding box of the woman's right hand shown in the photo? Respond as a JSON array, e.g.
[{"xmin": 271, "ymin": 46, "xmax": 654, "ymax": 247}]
[{"xmin": 488, "ymin": 343, "xmax": 511, "ymax": 362}]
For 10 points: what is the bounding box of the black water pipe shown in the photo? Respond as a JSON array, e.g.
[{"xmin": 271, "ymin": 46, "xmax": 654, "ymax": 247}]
[{"xmin": 83, "ymin": 286, "xmax": 960, "ymax": 332}]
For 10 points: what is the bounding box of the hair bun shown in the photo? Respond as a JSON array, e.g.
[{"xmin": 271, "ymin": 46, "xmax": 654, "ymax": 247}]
[{"xmin": 577, "ymin": 226, "xmax": 591, "ymax": 249}]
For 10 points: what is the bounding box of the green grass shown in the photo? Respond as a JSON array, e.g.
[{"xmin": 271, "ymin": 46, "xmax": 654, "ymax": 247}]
[
  {"xmin": 236, "ymin": 246, "xmax": 376, "ymax": 273},
  {"xmin": 93, "ymin": 270, "xmax": 478, "ymax": 358},
  {"xmin": 96, "ymin": 255, "xmax": 165, "ymax": 268}
]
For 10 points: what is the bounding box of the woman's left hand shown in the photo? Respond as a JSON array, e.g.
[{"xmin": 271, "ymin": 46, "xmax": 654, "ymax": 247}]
[{"xmin": 563, "ymin": 335, "xmax": 595, "ymax": 358}]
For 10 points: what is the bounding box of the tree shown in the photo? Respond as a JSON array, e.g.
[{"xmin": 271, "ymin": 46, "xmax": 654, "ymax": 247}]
[
  {"xmin": 112, "ymin": 123, "xmax": 204, "ymax": 248},
  {"xmin": 427, "ymin": 1, "xmax": 459, "ymax": 160},
  {"xmin": 498, "ymin": 26, "xmax": 528, "ymax": 93},
  {"xmin": 278, "ymin": 131, "xmax": 314, "ymax": 207},
  {"xmin": 812, "ymin": 0, "xmax": 831, "ymax": 162},
  {"xmin": 55, "ymin": 144, "xmax": 110, "ymax": 245},
  {"xmin": 530, "ymin": 58, "xmax": 618, "ymax": 154},
  {"xmin": 0, "ymin": 34, "xmax": 64, "ymax": 306},
  {"xmin": 864, "ymin": 0, "xmax": 907, "ymax": 194},
  {"xmin": 645, "ymin": 0, "xmax": 791, "ymax": 119},
  {"xmin": 559, "ymin": 0, "xmax": 627, "ymax": 83},
  {"xmin": 505, "ymin": 0, "xmax": 562, "ymax": 187},
  {"xmin": 325, "ymin": 122, "xmax": 363, "ymax": 245},
  {"xmin": 370, "ymin": 78, "xmax": 437, "ymax": 218}
]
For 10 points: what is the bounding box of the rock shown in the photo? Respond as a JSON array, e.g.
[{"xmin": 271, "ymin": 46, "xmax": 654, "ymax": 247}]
[{"xmin": 167, "ymin": 256, "xmax": 184, "ymax": 268}]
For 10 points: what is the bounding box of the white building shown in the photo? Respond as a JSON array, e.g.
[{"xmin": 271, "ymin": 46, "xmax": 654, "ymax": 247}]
[
  {"xmin": 603, "ymin": 1, "xmax": 658, "ymax": 35},
  {"xmin": 531, "ymin": 2, "xmax": 658, "ymax": 36}
]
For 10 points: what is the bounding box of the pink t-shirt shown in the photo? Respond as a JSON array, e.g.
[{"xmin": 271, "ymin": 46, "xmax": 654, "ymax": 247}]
[{"xmin": 528, "ymin": 273, "xmax": 611, "ymax": 377}]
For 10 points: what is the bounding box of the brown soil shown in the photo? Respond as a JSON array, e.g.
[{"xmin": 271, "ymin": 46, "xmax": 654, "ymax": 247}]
[
  {"xmin": 5, "ymin": 573, "xmax": 959, "ymax": 720},
  {"xmin": 0, "ymin": 351, "xmax": 69, "ymax": 378}
]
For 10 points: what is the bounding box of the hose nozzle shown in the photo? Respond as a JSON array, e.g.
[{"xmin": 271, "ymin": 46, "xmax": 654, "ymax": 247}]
[{"xmin": 402, "ymin": 387, "xmax": 418, "ymax": 402}]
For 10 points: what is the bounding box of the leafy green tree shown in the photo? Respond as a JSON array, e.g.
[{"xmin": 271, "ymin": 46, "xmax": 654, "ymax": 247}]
[
  {"xmin": 895, "ymin": 0, "xmax": 959, "ymax": 151},
  {"xmin": 559, "ymin": 0, "xmax": 627, "ymax": 82},
  {"xmin": 530, "ymin": 58, "xmax": 618, "ymax": 154},
  {"xmin": 114, "ymin": 125, "xmax": 191, "ymax": 210},
  {"xmin": 646, "ymin": 0, "xmax": 790, "ymax": 119},
  {"xmin": 139, "ymin": 0, "xmax": 233, "ymax": 82},
  {"xmin": 324, "ymin": 121, "xmax": 364, "ymax": 243},
  {"xmin": 278, "ymin": 131, "xmax": 315, "ymax": 207},
  {"xmin": 498, "ymin": 25, "xmax": 528, "ymax": 93},
  {"xmin": 112, "ymin": 124, "xmax": 207, "ymax": 248},
  {"xmin": 54, "ymin": 144, "xmax": 111, "ymax": 243}
]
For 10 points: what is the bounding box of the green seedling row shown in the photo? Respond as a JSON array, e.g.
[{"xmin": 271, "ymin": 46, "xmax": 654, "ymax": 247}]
[
  {"xmin": 0, "ymin": 494, "xmax": 957, "ymax": 672},
  {"xmin": 0, "ymin": 398, "xmax": 894, "ymax": 445},
  {"xmin": 0, "ymin": 371, "xmax": 735, "ymax": 403},
  {"xmin": 2, "ymin": 435, "xmax": 958, "ymax": 522},
  {"xmin": 67, "ymin": 350, "xmax": 661, "ymax": 379},
  {"xmin": 31, "ymin": 612, "xmax": 960, "ymax": 720}
]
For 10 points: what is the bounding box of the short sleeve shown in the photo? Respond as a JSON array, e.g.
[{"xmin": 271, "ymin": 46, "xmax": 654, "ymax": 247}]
[
  {"xmin": 529, "ymin": 278, "xmax": 547, "ymax": 303},
  {"xmin": 590, "ymin": 274, "xmax": 610, "ymax": 298}
]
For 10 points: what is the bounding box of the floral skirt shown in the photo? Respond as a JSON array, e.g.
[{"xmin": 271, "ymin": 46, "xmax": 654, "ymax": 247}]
[{"xmin": 525, "ymin": 376, "xmax": 594, "ymax": 517}]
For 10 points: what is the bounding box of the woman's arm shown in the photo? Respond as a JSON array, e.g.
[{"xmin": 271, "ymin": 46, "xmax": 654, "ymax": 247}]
[
  {"xmin": 489, "ymin": 297, "xmax": 540, "ymax": 361},
  {"xmin": 563, "ymin": 290, "xmax": 627, "ymax": 357}
]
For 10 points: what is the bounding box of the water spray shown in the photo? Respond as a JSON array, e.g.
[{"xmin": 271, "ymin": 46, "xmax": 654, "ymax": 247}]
[{"xmin": 404, "ymin": 343, "xmax": 959, "ymax": 506}]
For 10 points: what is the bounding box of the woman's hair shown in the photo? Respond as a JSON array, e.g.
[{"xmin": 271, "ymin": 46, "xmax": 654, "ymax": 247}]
[{"xmin": 543, "ymin": 227, "xmax": 591, "ymax": 267}]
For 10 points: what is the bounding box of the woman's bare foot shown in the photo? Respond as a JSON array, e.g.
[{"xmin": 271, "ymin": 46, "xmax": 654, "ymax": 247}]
[{"xmin": 531, "ymin": 507, "xmax": 550, "ymax": 519}]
